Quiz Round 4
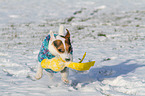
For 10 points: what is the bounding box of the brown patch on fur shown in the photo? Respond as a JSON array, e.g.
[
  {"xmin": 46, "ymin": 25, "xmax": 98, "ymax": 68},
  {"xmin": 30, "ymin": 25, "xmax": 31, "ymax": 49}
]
[
  {"xmin": 65, "ymin": 29, "xmax": 70, "ymax": 38},
  {"xmin": 65, "ymin": 38, "xmax": 72, "ymax": 53},
  {"xmin": 65, "ymin": 29, "xmax": 72, "ymax": 53},
  {"xmin": 53, "ymin": 40, "xmax": 65, "ymax": 53}
]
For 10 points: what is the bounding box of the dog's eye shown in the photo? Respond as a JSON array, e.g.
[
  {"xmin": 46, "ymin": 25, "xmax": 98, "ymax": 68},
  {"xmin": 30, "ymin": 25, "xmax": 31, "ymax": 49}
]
[{"xmin": 58, "ymin": 49, "xmax": 64, "ymax": 52}]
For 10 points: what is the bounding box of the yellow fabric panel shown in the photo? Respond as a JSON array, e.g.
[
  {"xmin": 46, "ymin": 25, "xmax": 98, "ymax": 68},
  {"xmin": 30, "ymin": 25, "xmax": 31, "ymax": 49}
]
[{"xmin": 41, "ymin": 54, "xmax": 95, "ymax": 72}]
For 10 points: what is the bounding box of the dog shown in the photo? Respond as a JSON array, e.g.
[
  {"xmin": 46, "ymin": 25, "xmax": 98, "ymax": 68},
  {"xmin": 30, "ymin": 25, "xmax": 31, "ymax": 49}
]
[{"xmin": 35, "ymin": 25, "xmax": 73, "ymax": 83}]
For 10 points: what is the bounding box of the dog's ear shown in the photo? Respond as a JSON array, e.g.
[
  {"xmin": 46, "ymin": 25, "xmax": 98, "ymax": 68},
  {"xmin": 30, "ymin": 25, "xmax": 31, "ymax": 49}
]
[
  {"xmin": 65, "ymin": 29, "xmax": 70, "ymax": 38},
  {"xmin": 50, "ymin": 30, "xmax": 55, "ymax": 40}
]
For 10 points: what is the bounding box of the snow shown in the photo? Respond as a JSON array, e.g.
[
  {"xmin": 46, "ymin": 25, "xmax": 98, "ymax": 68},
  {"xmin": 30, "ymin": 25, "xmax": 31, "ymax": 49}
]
[{"xmin": 1, "ymin": 0, "xmax": 145, "ymax": 96}]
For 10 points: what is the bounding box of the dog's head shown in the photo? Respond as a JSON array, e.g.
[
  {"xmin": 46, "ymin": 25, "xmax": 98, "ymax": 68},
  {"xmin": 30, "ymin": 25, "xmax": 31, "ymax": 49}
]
[{"xmin": 48, "ymin": 29, "xmax": 73, "ymax": 62}]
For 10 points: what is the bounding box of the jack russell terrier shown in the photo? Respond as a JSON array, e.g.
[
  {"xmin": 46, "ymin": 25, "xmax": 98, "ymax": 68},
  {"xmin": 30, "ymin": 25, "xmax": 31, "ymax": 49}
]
[{"xmin": 35, "ymin": 25, "xmax": 73, "ymax": 83}]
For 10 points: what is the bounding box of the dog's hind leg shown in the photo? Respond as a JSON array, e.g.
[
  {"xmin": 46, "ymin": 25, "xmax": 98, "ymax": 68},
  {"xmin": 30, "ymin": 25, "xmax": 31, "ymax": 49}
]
[
  {"xmin": 35, "ymin": 62, "xmax": 43, "ymax": 80},
  {"xmin": 60, "ymin": 67, "xmax": 69, "ymax": 83}
]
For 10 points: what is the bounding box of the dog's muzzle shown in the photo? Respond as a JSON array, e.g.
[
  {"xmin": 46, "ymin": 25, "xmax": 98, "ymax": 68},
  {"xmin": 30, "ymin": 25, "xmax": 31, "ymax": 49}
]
[{"xmin": 65, "ymin": 58, "xmax": 70, "ymax": 62}]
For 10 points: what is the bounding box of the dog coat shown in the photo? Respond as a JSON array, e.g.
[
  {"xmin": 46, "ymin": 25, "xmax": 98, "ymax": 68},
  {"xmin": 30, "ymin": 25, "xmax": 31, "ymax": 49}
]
[{"xmin": 38, "ymin": 34, "xmax": 73, "ymax": 73}]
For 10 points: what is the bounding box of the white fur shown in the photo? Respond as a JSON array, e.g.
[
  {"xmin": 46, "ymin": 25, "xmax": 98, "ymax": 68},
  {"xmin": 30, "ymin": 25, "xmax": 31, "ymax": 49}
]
[
  {"xmin": 35, "ymin": 62, "xmax": 43, "ymax": 80},
  {"xmin": 35, "ymin": 25, "xmax": 72, "ymax": 83},
  {"xmin": 58, "ymin": 25, "xmax": 64, "ymax": 36}
]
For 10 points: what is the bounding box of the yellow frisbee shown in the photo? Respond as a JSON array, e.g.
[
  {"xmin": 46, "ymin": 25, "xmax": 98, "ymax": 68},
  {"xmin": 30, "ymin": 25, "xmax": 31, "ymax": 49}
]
[{"xmin": 41, "ymin": 53, "xmax": 95, "ymax": 72}]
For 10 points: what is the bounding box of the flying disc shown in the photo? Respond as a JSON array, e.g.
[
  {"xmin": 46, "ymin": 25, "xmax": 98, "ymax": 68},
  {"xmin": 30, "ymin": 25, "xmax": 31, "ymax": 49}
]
[{"xmin": 41, "ymin": 53, "xmax": 95, "ymax": 72}]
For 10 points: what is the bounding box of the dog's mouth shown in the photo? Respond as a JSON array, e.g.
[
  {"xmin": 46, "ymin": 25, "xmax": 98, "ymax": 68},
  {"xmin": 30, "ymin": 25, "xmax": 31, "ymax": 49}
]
[
  {"xmin": 65, "ymin": 58, "xmax": 71, "ymax": 62},
  {"xmin": 59, "ymin": 56, "xmax": 71, "ymax": 62}
]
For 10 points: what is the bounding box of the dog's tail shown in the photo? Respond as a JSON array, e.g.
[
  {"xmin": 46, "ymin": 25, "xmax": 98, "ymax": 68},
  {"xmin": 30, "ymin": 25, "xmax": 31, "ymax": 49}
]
[{"xmin": 58, "ymin": 25, "xmax": 64, "ymax": 36}]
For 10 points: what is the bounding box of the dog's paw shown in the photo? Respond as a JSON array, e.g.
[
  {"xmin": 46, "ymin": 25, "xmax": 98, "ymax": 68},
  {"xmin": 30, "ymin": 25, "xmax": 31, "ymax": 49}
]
[
  {"xmin": 62, "ymin": 78, "xmax": 69, "ymax": 84},
  {"xmin": 35, "ymin": 73, "xmax": 43, "ymax": 80}
]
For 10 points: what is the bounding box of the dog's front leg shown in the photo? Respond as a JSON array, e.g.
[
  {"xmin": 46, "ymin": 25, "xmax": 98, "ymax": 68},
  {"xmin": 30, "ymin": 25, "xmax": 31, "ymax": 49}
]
[
  {"xmin": 60, "ymin": 67, "xmax": 69, "ymax": 83},
  {"xmin": 35, "ymin": 62, "xmax": 43, "ymax": 80}
]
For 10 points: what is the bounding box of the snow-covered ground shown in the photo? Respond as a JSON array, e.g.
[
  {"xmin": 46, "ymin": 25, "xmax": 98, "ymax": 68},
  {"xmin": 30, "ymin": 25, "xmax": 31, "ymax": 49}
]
[{"xmin": 1, "ymin": 0, "xmax": 145, "ymax": 96}]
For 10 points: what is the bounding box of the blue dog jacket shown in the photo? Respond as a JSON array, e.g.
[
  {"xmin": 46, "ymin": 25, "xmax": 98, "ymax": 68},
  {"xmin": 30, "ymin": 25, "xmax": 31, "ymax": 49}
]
[{"xmin": 38, "ymin": 34, "xmax": 57, "ymax": 73}]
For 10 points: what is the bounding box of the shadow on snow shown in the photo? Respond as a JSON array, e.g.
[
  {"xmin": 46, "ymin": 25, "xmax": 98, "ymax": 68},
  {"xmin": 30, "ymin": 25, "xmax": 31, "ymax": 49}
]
[{"xmin": 70, "ymin": 59, "xmax": 145, "ymax": 87}]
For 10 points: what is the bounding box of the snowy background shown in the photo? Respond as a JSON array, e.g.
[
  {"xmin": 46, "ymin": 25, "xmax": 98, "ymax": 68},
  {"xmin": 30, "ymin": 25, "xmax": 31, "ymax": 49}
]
[{"xmin": 1, "ymin": 0, "xmax": 145, "ymax": 96}]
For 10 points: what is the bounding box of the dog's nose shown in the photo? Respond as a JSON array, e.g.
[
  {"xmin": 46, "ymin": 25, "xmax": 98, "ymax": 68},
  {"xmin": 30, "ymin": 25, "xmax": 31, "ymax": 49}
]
[{"xmin": 65, "ymin": 58, "xmax": 70, "ymax": 62}]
